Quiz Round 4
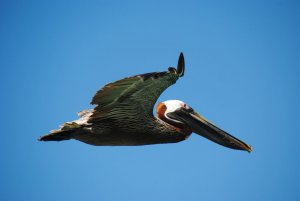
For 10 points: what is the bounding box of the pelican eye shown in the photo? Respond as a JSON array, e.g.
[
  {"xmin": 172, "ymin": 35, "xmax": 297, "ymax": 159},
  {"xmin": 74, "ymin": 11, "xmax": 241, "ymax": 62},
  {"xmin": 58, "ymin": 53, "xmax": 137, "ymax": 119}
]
[
  {"xmin": 187, "ymin": 107, "xmax": 194, "ymax": 113},
  {"xmin": 183, "ymin": 104, "xmax": 193, "ymax": 113}
]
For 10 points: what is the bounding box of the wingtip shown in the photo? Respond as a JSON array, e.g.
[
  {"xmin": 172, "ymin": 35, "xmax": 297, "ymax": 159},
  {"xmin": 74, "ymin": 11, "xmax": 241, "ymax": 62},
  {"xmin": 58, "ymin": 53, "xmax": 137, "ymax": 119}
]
[{"xmin": 177, "ymin": 52, "xmax": 185, "ymax": 77}]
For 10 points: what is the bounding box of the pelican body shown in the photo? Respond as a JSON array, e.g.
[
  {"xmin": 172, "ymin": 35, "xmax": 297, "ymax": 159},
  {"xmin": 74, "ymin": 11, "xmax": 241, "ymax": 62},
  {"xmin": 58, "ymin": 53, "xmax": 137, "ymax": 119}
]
[{"xmin": 39, "ymin": 53, "xmax": 252, "ymax": 152}]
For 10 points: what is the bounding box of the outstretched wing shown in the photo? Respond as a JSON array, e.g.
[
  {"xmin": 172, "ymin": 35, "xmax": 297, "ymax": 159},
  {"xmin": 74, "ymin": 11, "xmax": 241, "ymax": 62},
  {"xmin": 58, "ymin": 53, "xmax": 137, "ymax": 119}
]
[{"xmin": 88, "ymin": 53, "xmax": 185, "ymax": 123}]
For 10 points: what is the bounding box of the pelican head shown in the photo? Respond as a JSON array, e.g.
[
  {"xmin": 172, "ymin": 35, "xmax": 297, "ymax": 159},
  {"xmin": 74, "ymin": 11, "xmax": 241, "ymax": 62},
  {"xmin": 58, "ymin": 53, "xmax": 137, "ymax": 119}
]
[{"xmin": 157, "ymin": 100, "xmax": 252, "ymax": 152}]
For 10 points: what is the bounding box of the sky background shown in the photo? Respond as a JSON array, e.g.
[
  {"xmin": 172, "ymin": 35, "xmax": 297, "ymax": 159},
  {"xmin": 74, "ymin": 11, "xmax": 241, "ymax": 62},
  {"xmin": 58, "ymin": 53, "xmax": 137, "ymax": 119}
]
[{"xmin": 1, "ymin": 0, "xmax": 300, "ymax": 200}]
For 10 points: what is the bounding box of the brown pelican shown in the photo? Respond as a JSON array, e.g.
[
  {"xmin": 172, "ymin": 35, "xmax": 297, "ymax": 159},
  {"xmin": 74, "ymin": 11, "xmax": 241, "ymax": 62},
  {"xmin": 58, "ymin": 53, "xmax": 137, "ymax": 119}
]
[{"xmin": 39, "ymin": 53, "xmax": 252, "ymax": 152}]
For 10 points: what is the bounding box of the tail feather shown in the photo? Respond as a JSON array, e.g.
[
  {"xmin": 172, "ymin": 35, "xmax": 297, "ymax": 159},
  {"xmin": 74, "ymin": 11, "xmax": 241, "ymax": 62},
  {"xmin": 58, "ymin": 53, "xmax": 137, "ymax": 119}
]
[
  {"xmin": 39, "ymin": 122, "xmax": 81, "ymax": 142},
  {"xmin": 38, "ymin": 130, "xmax": 74, "ymax": 141}
]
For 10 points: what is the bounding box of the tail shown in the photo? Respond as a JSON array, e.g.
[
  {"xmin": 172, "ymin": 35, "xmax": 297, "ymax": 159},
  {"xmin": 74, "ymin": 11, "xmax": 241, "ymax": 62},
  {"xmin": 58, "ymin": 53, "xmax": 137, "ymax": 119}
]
[{"xmin": 39, "ymin": 122, "xmax": 81, "ymax": 142}]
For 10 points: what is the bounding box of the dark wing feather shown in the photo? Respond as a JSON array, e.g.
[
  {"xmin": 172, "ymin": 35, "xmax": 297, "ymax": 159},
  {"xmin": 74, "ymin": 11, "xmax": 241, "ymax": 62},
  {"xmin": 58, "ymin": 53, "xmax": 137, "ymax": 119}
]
[{"xmin": 88, "ymin": 53, "xmax": 185, "ymax": 124}]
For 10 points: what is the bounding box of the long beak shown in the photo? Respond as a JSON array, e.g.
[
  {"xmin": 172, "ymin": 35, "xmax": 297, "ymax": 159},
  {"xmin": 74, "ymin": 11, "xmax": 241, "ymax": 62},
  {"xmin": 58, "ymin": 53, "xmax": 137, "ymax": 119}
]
[{"xmin": 168, "ymin": 109, "xmax": 252, "ymax": 152}]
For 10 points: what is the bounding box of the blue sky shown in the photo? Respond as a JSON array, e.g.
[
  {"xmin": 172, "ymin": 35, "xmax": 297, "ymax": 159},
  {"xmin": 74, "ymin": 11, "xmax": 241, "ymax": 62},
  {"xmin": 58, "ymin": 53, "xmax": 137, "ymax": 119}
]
[{"xmin": 1, "ymin": 0, "xmax": 300, "ymax": 200}]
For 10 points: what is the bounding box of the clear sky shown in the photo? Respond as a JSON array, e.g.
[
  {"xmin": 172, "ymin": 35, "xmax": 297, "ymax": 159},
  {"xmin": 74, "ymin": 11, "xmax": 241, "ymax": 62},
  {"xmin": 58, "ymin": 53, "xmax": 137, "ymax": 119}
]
[{"xmin": 1, "ymin": 0, "xmax": 299, "ymax": 201}]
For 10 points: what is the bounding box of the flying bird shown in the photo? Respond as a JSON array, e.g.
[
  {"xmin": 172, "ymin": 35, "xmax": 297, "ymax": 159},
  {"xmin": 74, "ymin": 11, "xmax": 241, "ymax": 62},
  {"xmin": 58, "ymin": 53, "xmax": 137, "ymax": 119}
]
[{"xmin": 39, "ymin": 53, "xmax": 252, "ymax": 152}]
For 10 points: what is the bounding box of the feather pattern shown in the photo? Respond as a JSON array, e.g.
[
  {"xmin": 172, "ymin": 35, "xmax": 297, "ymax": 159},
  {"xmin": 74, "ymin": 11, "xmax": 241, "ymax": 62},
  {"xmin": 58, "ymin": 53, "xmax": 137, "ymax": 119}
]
[
  {"xmin": 88, "ymin": 70, "xmax": 179, "ymax": 125},
  {"xmin": 88, "ymin": 53, "xmax": 185, "ymax": 134}
]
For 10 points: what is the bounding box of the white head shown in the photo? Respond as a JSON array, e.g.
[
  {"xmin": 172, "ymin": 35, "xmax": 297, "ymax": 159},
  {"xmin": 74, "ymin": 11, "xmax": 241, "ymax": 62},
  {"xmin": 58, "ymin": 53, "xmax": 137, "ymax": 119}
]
[
  {"xmin": 156, "ymin": 100, "xmax": 193, "ymax": 125},
  {"xmin": 163, "ymin": 100, "xmax": 193, "ymax": 113}
]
